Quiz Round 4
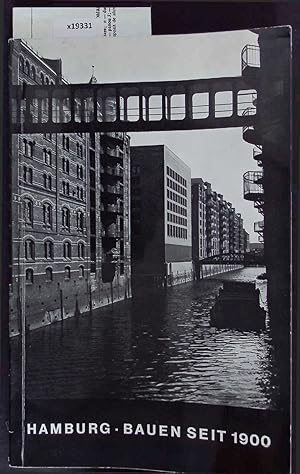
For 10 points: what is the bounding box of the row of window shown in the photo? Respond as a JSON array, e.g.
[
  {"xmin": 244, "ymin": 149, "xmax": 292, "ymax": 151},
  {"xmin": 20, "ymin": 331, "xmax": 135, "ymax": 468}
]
[
  {"xmin": 62, "ymin": 181, "xmax": 84, "ymax": 200},
  {"xmin": 24, "ymin": 239, "xmax": 85, "ymax": 261},
  {"xmin": 25, "ymin": 265, "xmax": 85, "ymax": 284},
  {"xmin": 23, "ymin": 139, "xmax": 84, "ymax": 167},
  {"xmin": 167, "ymin": 177, "xmax": 187, "ymax": 197},
  {"xmin": 167, "ymin": 224, "xmax": 188, "ymax": 240},
  {"xmin": 62, "ymin": 158, "xmax": 84, "ymax": 179},
  {"xmin": 22, "ymin": 167, "xmax": 84, "ymax": 194},
  {"xmin": 23, "ymin": 199, "xmax": 84, "ymax": 231},
  {"xmin": 22, "ymin": 138, "xmax": 51, "ymax": 164},
  {"xmin": 167, "ymin": 212, "xmax": 187, "ymax": 227},
  {"xmin": 19, "ymin": 56, "xmax": 55, "ymax": 85},
  {"xmin": 167, "ymin": 189, "xmax": 187, "ymax": 208},
  {"xmin": 167, "ymin": 199, "xmax": 187, "ymax": 217},
  {"xmin": 166, "ymin": 166, "xmax": 187, "ymax": 187}
]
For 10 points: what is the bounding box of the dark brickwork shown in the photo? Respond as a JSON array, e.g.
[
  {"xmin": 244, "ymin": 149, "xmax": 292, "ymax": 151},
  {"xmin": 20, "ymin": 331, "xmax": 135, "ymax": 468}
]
[{"xmin": 9, "ymin": 40, "xmax": 131, "ymax": 336}]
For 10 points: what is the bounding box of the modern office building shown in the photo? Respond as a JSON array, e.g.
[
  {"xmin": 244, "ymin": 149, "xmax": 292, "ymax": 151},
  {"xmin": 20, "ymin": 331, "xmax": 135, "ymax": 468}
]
[
  {"xmin": 131, "ymin": 145, "xmax": 192, "ymax": 287},
  {"xmin": 9, "ymin": 39, "xmax": 131, "ymax": 335}
]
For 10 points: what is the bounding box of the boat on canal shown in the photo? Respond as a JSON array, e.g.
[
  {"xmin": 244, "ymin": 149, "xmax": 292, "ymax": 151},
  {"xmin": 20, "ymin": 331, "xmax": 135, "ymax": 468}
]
[{"xmin": 210, "ymin": 281, "xmax": 266, "ymax": 330}]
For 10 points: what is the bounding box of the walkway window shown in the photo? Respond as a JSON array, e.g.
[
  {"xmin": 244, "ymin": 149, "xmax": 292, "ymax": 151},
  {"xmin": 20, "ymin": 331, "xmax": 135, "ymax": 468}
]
[
  {"xmin": 78, "ymin": 242, "xmax": 85, "ymax": 259},
  {"xmin": 43, "ymin": 203, "xmax": 53, "ymax": 228},
  {"xmin": 24, "ymin": 239, "xmax": 35, "ymax": 261},
  {"xmin": 44, "ymin": 240, "xmax": 54, "ymax": 260},
  {"xmin": 62, "ymin": 207, "xmax": 70, "ymax": 229},
  {"xmin": 45, "ymin": 267, "xmax": 53, "ymax": 282},
  {"xmin": 63, "ymin": 241, "xmax": 72, "ymax": 259},
  {"xmin": 64, "ymin": 266, "xmax": 71, "ymax": 280},
  {"xmin": 23, "ymin": 198, "xmax": 33, "ymax": 226},
  {"xmin": 25, "ymin": 268, "xmax": 33, "ymax": 284}
]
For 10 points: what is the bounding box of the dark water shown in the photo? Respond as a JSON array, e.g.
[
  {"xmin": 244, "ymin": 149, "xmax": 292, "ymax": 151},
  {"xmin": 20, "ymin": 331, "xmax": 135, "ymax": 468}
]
[{"xmin": 11, "ymin": 267, "xmax": 280, "ymax": 409}]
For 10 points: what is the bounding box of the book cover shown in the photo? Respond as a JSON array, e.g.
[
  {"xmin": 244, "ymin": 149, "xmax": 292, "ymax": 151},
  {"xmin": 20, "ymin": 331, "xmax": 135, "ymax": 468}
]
[{"xmin": 6, "ymin": 9, "xmax": 293, "ymax": 472}]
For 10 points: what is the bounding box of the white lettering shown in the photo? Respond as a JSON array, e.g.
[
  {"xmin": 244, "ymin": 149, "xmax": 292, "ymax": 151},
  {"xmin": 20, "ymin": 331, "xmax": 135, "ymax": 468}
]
[
  {"xmin": 50, "ymin": 423, "xmax": 62, "ymax": 435},
  {"xmin": 123, "ymin": 423, "xmax": 133, "ymax": 434},
  {"xmin": 170, "ymin": 426, "xmax": 181, "ymax": 438},
  {"xmin": 186, "ymin": 426, "xmax": 197, "ymax": 439},
  {"xmin": 38, "ymin": 424, "xmax": 48, "ymax": 435},
  {"xmin": 199, "ymin": 428, "xmax": 208, "ymax": 440},
  {"xmin": 135, "ymin": 424, "xmax": 145, "ymax": 435},
  {"xmin": 26, "ymin": 423, "xmax": 37, "ymax": 435},
  {"xmin": 65, "ymin": 423, "xmax": 74, "ymax": 434},
  {"xmin": 99, "ymin": 422, "xmax": 110, "ymax": 434},
  {"xmin": 88, "ymin": 423, "xmax": 98, "ymax": 434}
]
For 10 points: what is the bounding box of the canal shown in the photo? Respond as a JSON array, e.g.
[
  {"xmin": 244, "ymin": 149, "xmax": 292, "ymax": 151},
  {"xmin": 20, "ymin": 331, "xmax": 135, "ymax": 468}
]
[{"xmin": 11, "ymin": 267, "xmax": 280, "ymax": 409}]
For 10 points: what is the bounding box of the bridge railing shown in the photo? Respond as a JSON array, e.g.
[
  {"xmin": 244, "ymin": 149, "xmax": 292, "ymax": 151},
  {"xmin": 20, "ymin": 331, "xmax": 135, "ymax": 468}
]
[
  {"xmin": 243, "ymin": 171, "xmax": 264, "ymax": 200},
  {"xmin": 254, "ymin": 220, "xmax": 264, "ymax": 232}
]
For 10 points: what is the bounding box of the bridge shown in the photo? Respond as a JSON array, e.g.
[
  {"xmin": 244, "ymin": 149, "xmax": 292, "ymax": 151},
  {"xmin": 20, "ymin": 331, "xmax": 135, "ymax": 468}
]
[
  {"xmin": 200, "ymin": 253, "xmax": 246, "ymax": 265},
  {"xmin": 10, "ymin": 57, "xmax": 259, "ymax": 135},
  {"xmin": 200, "ymin": 251, "xmax": 265, "ymax": 266}
]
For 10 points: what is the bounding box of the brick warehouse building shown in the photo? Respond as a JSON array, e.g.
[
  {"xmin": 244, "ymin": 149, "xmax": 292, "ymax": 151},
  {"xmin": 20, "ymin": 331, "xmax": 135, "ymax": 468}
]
[
  {"xmin": 192, "ymin": 178, "xmax": 248, "ymax": 280},
  {"xmin": 9, "ymin": 39, "xmax": 131, "ymax": 335},
  {"xmin": 131, "ymin": 145, "xmax": 192, "ymax": 288}
]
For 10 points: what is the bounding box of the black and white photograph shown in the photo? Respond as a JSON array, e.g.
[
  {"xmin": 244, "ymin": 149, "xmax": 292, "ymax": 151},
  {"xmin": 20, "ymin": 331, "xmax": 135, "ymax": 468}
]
[{"xmin": 8, "ymin": 12, "xmax": 291, "ymax": 471}]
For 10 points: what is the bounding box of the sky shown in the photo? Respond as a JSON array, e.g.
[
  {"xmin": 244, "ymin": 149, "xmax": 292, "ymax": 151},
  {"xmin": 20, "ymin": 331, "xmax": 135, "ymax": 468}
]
[{"xmin": 13, "ymin": 15, "xmax": 260, "ymax": 241}]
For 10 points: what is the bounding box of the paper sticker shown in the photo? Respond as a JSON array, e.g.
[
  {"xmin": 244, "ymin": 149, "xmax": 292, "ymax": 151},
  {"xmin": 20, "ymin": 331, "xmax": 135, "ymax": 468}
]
[{"xmin": 13, "ymin": 7, "xmax": 152, "ymax": 39}]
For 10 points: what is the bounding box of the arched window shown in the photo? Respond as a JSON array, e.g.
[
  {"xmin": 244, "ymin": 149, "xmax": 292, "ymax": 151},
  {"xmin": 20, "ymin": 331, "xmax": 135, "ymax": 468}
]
[
  {"xmin": 23, "ymin": 198, "xmax": 33, "ymax": 226},
  {"xmin": 28, "ymin": 141, "xmax": 34, "ymax": 157},
  {"xmin": 25, "ymin": 268, "xmax": 33, "ymax": 284},
  {"xmin": 63, "ymin": 241, "xmax": 72, "ymax": 259},
  {"xmin": 79, "ymin": 265, "xmax": 84, "ymax": 278},
  {"xmin": 62, "ymin": 207, "xmax": 70, "ymax": 229},
  {"xmin": 62, "ymin": 134, "xmax": 70, "ymax": 151},
  {"xmin": 25, "ymin": 60, "xmax": 30, "ymax": 76},
  {"xmin": 43, "ymin": 202, "xmax": 53, "ymax": 228},
  {"xmin": 45, "ymin": 267, "xmax": 53, "ymax": 282},
  {"xmin": 45, "ymin": 77, "xmax": 50, "ymax": 85},
  {"xmin": 23, "ymin": 166, "xmax": 33, "ymax": 184},
  {"xmin": 77, "ymin": 165, "xmax": 83, "ymax": 180},
  {"xmin": 76, "ymin": 211, "xmax": 84, "ymax": 231},
  {"xmin": 24, "ymin": 239, "xmax": 35, "ymax": 260},
  {"xmin": 78, "ymin": 242, "xmax": 85, "ymax": 259},
  {"xmin": 31, "ymin": 65, "xmax": 36, "ymax": 81},
  {"xmin": 64, "ymin": 266, "xmax": 71, "ymax": 280},
  {"xmin": 62, "ymin": 158, "xmax": 70, "ymax": 174},
  {"xmin": 62, "ymin": 181, "xmax": 70, "ymax": 196},
  {"xmin": 40, "ymin": 72, "xmax": 45, "ymax": 85},
  {"xmin": 48, "ymin": 175, "xmax": 52, "ymax": 190},
  {"xmin": 19, "ymin": 56, "xmax": 25, "ymax": 72},
  {"xmin": 44, "ymin": 240, "xmax": 54, "ymax": 260},
  {"xmin": 22, "ymin": 138, "xmax": 27, "ymax": 155}
]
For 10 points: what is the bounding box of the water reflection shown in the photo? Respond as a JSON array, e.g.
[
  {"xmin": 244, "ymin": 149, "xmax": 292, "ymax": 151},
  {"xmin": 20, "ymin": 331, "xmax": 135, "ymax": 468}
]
[{"xmin": 11, "ymin": 267, "xmax": 280, "ymax": 409}]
